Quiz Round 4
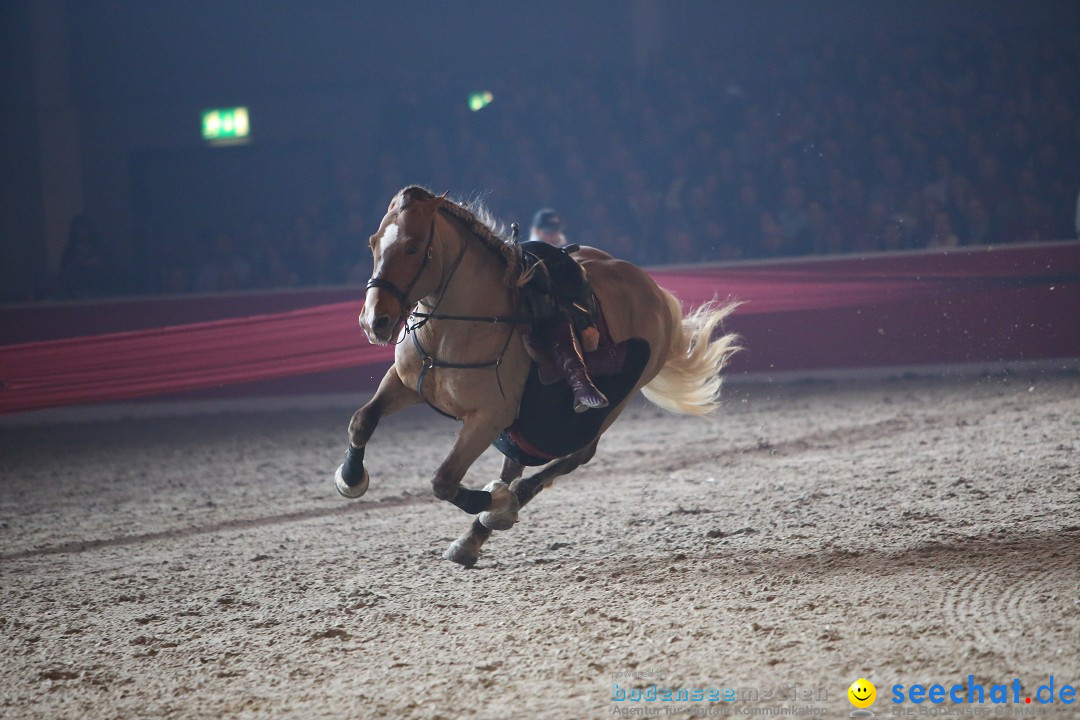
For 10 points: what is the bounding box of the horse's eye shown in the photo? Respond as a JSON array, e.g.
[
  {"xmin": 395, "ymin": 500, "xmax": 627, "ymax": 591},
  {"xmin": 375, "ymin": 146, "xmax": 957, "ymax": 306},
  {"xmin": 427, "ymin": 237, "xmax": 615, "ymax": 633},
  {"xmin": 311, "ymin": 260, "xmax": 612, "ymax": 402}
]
[{"xmin": 405, "ymin": 245, "xmax": 420, "ymax": 256}]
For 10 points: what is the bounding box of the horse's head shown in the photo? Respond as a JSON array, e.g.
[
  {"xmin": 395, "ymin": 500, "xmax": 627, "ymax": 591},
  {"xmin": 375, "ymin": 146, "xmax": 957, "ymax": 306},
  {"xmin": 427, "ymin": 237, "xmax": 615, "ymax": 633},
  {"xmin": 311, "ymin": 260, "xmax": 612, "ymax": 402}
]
[{"xmin": 360, "ymin": 188, "xmax": 446, "ymax": 344}]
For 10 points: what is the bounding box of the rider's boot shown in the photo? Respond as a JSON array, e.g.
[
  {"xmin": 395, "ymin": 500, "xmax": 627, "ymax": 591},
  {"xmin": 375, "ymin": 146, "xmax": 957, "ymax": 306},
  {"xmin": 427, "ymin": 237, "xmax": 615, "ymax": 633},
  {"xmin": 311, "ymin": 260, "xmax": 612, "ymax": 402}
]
[{"xmin": 549, "ymin": 321, "xmax": 608, "ymax": 413}]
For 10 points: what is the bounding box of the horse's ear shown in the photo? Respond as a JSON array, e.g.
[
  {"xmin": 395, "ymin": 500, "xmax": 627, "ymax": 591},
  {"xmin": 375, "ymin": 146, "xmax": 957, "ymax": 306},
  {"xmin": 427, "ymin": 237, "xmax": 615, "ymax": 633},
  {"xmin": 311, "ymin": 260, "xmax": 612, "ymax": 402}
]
[
  {"xmin": 388, "ymin": 189, "xmax": 413, "ymax": 212},
  {"xmin": 400, "ymin": 186, "xmax": 436, "ymax": 208}
]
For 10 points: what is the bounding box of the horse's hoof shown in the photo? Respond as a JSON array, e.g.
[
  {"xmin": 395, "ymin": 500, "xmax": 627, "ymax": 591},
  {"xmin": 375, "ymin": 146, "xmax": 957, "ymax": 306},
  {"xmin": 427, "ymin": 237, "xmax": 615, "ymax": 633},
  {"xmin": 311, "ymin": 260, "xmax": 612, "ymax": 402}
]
[
  {"xmin": 444, "ymin": 539, "xmax": 480, "ymax": 568},
  {"xmin": 334, "ymin": 463, "xmax": 369, "ymax": 499},
  {"xmin": 479, "ymin": 508, "xmax": 518, "ymax": 531},
  {"xmin": 479, "ymin": 482, "xmax": 519, "ymax": 530}
]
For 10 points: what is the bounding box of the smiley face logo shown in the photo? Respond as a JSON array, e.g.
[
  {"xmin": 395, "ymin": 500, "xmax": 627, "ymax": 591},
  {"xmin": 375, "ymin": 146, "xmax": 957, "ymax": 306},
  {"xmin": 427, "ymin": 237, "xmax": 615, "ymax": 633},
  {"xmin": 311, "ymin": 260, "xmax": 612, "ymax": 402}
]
[{"xmin": 848, "ymin": 678, "xmax": 876, "ymax": 709}]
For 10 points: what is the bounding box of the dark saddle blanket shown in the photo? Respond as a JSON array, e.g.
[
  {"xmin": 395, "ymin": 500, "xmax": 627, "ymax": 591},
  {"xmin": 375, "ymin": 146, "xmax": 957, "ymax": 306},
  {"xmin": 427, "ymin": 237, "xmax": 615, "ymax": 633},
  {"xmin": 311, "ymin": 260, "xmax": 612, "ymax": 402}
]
[{"xmin": 493, "ymin": 335, "xmax": 651, "ymax": 467}]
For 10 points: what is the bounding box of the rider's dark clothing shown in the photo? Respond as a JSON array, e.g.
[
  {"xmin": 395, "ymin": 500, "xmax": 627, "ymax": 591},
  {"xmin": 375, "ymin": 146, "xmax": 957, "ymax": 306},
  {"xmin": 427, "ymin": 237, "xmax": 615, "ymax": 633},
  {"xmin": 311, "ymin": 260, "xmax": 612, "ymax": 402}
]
[
  {"xmin": 518, "ymin": 239, "xmax": 596, "ymax": 334},
  {"xmin": 517, "ymin": 239, "xmax": 607, "ymax": 412}
]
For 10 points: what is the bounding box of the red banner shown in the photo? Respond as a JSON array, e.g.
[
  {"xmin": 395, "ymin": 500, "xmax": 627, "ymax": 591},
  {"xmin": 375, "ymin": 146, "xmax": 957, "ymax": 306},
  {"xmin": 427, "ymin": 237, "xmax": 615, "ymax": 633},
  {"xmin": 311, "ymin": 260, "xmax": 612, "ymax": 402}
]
[{"xmin": 1, "ymin": 243, "xmax": 1077, "ymax": 415}]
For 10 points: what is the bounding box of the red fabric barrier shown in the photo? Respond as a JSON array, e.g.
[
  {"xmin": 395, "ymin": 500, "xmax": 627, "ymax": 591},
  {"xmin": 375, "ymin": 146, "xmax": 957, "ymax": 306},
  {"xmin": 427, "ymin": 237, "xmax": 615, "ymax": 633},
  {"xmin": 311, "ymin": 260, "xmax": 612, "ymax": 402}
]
[
  {"xmin": 0, "ymin": 302, "xmax": 390, "ymax": 414},
  {"xmin": 1, "ymin": 243, "xmax": 1078, "ymax": 415},
  {"xmin": 0, "ymin": 288, "xmax": 361, "ymax": 345}
]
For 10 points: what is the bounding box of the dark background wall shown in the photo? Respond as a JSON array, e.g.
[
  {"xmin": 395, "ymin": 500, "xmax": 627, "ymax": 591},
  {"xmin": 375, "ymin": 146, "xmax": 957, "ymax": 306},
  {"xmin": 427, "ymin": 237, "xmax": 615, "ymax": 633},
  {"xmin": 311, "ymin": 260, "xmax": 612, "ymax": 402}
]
[
  {"xmin": 2, "ymin": 0, "xmax": 1078, "ymax": 302},
  {"xmin": 1, "ymin": 0, "xmax": 46, "ymax": 301}
]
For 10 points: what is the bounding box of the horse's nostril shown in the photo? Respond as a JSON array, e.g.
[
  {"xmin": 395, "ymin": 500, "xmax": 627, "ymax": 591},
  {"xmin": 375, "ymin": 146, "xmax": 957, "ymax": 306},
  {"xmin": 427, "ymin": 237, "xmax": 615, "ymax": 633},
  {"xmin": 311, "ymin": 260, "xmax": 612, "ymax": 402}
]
[{"xmin": 372, "ymin": 315, "xmax": 391, "ymax": 332}]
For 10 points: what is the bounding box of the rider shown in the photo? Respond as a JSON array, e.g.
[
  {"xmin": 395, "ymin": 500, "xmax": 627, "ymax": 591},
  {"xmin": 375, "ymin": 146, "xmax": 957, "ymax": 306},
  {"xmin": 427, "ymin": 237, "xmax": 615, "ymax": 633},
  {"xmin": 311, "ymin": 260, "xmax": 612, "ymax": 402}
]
[
  {"xmin": 528, "ymin": 208, "xmax": 568, "ymax": 247},
  {"xmin": 520, "ymin": 209, "xmax": 608, "ymax": 413}
]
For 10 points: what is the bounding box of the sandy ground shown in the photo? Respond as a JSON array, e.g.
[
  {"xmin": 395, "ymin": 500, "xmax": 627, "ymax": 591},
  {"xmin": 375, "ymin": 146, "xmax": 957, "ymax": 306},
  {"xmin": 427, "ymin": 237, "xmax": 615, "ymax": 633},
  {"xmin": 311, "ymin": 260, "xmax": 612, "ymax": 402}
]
[{"xmin": 1, "ymin": 371, "xmax": 1078, "ymax": 720}]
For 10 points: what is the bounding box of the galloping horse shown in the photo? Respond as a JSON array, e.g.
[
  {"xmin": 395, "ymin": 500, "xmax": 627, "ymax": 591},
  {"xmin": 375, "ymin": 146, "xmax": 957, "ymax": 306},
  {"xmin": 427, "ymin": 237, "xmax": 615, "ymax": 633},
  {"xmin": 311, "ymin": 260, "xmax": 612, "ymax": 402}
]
[{"xmin": 335, "ymin": 186, "xmax": 739, "ymax": 567}]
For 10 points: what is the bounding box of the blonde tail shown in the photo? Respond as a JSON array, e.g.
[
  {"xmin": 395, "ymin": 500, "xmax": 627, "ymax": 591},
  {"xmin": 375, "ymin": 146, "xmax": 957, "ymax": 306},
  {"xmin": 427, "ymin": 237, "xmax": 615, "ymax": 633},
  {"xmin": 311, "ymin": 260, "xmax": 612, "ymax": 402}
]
[{"xmin": 640, "ymin": 292, "xmax": 741, "ymax": 416}]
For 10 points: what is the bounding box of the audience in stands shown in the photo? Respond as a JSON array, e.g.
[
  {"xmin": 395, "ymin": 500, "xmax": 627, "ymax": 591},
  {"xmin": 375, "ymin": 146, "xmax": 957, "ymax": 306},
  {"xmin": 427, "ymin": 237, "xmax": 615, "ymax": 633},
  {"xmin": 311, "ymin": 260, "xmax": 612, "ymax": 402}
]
[
  {"xmin": 44, "ymin": 216, "xmax": 123, "ymax": 300},
  {"xmin": 46, "ymin": 26, "xmax": 1078, "ymax": 299}
]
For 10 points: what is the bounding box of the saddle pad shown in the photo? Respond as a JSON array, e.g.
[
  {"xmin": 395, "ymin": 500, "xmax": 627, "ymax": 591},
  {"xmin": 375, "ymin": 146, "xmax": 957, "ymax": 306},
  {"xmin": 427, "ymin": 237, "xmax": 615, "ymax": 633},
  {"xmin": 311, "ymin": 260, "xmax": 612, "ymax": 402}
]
[{"xmin": 493, "ymin": 338, "xmax": 651, "ymax": 466}]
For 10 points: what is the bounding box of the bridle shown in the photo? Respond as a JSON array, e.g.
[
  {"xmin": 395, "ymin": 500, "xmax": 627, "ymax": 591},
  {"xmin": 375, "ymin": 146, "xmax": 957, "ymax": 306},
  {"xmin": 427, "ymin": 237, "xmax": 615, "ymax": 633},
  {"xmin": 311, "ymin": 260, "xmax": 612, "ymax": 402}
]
[
  {"xmin": 364, "ymin": 210, "xmax": 529, "ymax": 420},
  {"xmin": 364, "ymin": 216, "xmax": 441, "ymax": 314}
]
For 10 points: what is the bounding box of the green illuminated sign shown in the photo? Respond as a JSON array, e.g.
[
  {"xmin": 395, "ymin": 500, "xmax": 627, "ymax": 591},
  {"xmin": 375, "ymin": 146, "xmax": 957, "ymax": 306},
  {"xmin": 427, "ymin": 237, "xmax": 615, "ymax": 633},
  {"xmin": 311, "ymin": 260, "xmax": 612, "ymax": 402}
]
[
  {"xmin": 202, "ymin": 107, "xmax": 250, "ymax": 143},
  {"xmin": 468, "ymin": 91, "xmax": 493, "ymax": 112}
]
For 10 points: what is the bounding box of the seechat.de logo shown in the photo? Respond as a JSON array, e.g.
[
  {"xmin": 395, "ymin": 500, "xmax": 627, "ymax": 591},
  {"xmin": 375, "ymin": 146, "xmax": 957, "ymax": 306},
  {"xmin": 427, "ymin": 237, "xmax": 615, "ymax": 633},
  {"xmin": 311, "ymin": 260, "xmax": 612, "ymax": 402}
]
[{"xmin": 891, "ymin": 676, "xmax": 1077, "ymax": 706}]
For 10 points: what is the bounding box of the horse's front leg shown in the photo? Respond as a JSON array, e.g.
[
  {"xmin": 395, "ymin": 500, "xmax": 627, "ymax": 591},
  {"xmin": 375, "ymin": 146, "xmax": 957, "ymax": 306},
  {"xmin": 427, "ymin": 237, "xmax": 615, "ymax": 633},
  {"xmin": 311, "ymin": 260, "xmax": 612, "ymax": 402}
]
[
  {"xmin": 430, "ymin": 416, "xmax": 519, "ymax": 516},
  {"xmin": 334, "ymin": 365, "xmax": 419, "ymax": 498},
  {"xmin": 444, "ymin": 443, "xmax": 597, "ymax": 568},
  {"xmin": 445, "ymin": 456, "xmax": 523, "ymax": 567}
]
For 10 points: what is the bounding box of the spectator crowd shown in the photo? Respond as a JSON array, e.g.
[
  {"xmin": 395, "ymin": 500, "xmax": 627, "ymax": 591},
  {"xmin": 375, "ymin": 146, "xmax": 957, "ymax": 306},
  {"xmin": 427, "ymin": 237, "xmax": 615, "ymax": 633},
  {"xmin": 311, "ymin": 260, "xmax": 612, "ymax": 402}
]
[{"xmin": 46, "ymin": 25, "xmax": 1078, "ymax": 299}]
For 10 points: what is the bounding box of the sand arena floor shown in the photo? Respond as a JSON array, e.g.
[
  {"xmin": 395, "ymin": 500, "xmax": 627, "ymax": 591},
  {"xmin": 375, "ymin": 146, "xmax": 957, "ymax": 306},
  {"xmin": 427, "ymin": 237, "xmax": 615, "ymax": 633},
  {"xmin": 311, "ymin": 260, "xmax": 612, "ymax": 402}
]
[{"xmin": 1, "ymin": 371, "xmax": 1078, "ymax": 719}]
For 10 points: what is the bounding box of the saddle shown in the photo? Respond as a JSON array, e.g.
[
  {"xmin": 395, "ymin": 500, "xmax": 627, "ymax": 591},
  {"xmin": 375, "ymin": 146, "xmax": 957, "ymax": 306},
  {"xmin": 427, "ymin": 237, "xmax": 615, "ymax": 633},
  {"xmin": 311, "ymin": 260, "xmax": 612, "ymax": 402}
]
[
  {"xmin": 517, "ymin": 240, "xmax": 599, "ymax": 338},
  {"xmin": 516, "ymin": 240, "xmax": 603, "ymax": 384}
]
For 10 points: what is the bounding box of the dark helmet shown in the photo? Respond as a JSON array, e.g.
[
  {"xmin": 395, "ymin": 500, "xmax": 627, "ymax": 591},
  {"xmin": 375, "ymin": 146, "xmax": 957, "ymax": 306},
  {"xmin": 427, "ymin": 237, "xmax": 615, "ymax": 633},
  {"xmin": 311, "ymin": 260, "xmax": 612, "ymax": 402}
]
[{"xmin": 531, "ymin": 208, "xmax": 562, "ymax": 232}]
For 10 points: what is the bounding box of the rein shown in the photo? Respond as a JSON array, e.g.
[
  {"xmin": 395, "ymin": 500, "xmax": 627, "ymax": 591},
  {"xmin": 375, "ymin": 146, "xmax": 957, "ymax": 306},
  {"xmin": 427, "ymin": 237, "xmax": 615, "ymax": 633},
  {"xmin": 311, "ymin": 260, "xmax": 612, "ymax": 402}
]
[
  {"xmin": 410, "ymin": 310, "xmax": 527, "ymax": 325},
  {"xmin": 367, "ymin": 209, "xmax": 527, "ymax": 420}
]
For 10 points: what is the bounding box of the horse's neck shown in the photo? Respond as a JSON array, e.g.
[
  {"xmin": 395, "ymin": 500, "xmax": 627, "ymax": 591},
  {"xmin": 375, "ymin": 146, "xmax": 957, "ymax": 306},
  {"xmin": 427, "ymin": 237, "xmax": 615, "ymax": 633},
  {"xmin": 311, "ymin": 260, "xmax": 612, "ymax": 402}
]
[
  {"xmin": 412, "ymin": 230, "xmax": 512, "ymax": 361},
  {"xmin": 422, "ymin": 227, "xmax": 513, "ymax": 326}
]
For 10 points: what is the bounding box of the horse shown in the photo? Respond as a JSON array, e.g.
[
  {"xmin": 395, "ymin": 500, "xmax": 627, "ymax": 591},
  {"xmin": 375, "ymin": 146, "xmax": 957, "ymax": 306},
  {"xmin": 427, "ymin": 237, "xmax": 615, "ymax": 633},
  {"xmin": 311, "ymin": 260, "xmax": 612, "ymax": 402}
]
[{"xmin": 335, "ymin": 186, "xmax": 739, "ymax": 567}]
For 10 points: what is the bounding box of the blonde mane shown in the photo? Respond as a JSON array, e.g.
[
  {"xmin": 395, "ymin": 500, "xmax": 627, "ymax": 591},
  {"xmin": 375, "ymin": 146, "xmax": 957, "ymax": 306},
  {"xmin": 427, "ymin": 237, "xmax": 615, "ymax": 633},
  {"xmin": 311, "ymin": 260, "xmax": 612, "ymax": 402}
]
[{"xmin": 396, "ymin": 186, "xmax": 521, "ymax": 285}]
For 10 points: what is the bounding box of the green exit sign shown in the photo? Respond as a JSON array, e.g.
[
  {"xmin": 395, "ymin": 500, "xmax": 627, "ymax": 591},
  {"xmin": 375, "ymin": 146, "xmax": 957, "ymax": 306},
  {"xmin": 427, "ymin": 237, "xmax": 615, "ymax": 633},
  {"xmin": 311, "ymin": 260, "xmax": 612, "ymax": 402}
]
[{"xmin": 202, "ymin": 107, "xmax": 250, "ymax": 144}]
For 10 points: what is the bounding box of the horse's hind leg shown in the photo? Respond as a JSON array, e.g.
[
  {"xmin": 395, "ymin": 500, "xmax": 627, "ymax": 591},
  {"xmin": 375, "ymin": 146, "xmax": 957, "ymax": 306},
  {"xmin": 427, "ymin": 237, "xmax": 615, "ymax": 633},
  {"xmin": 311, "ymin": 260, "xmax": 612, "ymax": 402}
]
[
  {"xmin": 444, "ymin": 456, "xmax": 523, "ymax": 568},
  {"xmin": 334, "ymin": 365, "xmax": 419, "ymax": 498},
  {"xmin": 444, "ymin": 442, "xmax": 598, "ymax": 568},
  {"xmin": 504, "ymin": 439, "xmax": 599, "ymax": 517},
  {"xmin": 502, "ymin": 392, "xmax": 636, "ymax": 513}
]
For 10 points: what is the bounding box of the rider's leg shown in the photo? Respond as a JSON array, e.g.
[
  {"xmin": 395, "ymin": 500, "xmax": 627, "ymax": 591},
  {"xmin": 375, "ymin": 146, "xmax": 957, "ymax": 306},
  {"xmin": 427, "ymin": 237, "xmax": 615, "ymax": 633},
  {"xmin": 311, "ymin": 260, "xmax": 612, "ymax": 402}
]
[
  {"xmin": 548, "ymin": 320, "xmax": 608, "ymax": 412},
  {"xmin": 522, "ymin": 327, "xmax": 561, "ymax": 385}
]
